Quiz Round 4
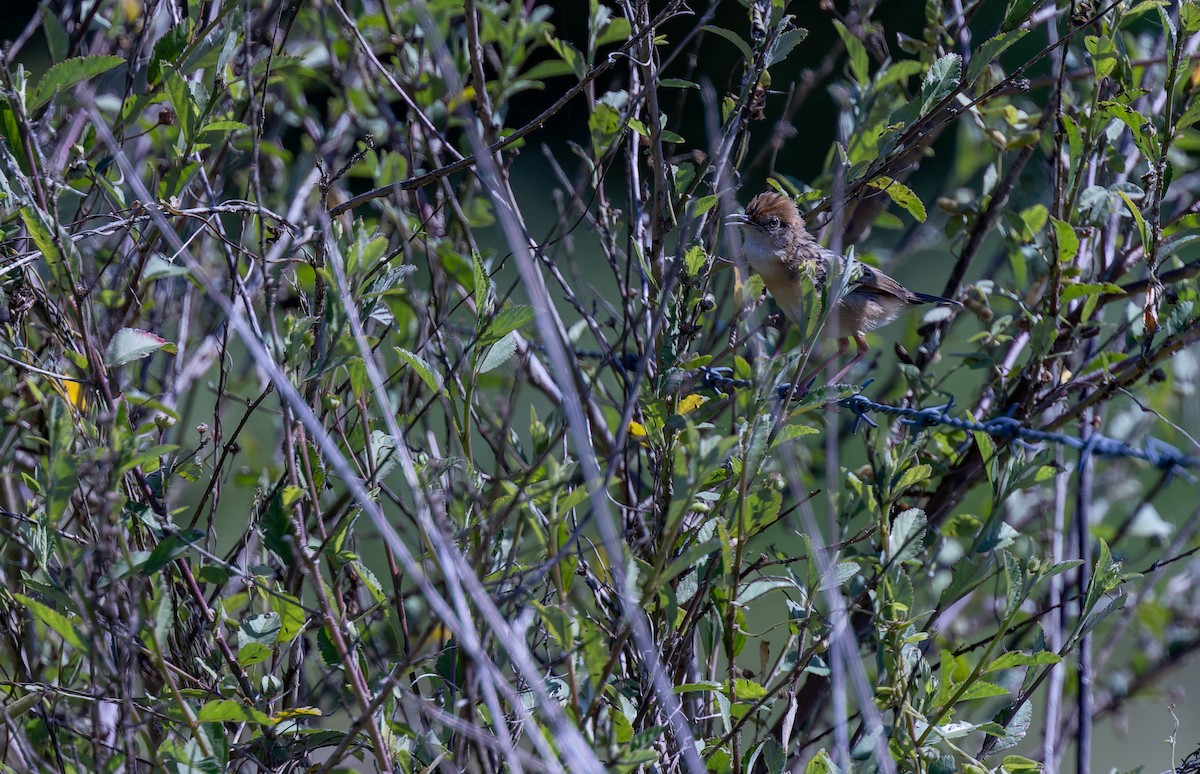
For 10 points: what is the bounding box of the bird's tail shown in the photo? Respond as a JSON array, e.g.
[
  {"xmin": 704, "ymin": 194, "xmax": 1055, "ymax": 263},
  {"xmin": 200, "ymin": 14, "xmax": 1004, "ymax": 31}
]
[{"xmin": 911, "ymin": 291, "xmax": 962, "ymax": 306}]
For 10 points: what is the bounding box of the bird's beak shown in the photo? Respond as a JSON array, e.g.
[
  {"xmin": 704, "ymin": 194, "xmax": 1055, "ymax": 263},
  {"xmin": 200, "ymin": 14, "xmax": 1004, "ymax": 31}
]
[{"xmin": 724, "ymin": 213, "xmax": 750, "ymax": 227}]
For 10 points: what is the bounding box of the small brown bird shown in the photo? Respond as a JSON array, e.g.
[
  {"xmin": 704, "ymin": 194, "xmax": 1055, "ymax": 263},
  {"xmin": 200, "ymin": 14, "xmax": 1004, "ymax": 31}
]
[{"xmin": 727, "ymin": 192, "xmax": 961, "ymax": 383}]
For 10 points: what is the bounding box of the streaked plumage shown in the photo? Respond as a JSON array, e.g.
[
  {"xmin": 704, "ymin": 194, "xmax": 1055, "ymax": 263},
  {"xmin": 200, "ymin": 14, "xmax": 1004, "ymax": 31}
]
[{"xmin": 727, "ymin": 192, "xmax": 961, "ymax": 381}]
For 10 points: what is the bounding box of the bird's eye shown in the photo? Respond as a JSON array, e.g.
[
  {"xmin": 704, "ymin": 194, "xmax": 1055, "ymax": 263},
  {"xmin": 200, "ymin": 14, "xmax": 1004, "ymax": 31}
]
[{"xmin": 766, "ymin": 216, "xmax": 781, "ymax": 230}]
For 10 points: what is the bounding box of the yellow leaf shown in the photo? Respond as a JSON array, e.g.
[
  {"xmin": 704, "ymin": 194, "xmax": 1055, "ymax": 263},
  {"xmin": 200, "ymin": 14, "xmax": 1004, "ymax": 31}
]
[
  {"xmin": 678, "ymin": 394, "xmax": 708, "ymax": 415},
  {"xmin": 63, "ymin": 379, "xmax": 87, "ymax": 411},
  {"xmin": 447, "ymin": 85, "xmax": 477, "ymax": 112},
  {"xmin": 628, "ymin": 420, "xmax": 647, "ymax": 437},
  {"xmin": 591, "ymin": 545, "xmax": 612, "ymax": 585},
  {"xmin": 271, "ymin": 706, "xmax": 323, "ymax": 722}
]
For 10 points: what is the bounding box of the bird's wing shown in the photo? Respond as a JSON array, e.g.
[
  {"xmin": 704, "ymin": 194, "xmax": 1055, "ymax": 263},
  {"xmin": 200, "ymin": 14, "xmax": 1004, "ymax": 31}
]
[
  {"xmin": 810, "ymin": 246, "xmax": 915, "ymax": 302},
  {"xmin": 849, "ymin": 264, "xmax": 914, "ymax": 301}
]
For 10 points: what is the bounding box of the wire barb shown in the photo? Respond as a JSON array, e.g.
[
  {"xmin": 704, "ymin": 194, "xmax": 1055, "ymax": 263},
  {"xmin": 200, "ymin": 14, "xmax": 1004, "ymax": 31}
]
[
  {"xmin": 692, "ymin": 364, "xmax": 1198, "ymax": 482},
  {"xmin": 575, "ymin": 351, "xmax": 1197, "ymax": 481}
]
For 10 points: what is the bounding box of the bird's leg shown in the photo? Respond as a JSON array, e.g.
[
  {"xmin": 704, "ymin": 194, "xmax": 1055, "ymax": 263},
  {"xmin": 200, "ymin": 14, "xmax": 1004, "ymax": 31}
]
[
  {"xmin": 792, "ymin": 337, "xmax": 849, "ymax": 395},
  {"xmin": 827, "ymin": 334, "xmax": 869, "ymax": 384}
]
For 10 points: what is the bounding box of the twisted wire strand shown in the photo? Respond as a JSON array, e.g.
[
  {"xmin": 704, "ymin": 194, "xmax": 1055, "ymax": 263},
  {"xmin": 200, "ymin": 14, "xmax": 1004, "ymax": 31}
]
[
  {"xmin": 572, "ymin": 349, "xmax": 1196, "ymax": 478},
  {"xmin": 686, "ymin": 364, "xmax": 1199, "ymax": 481}
]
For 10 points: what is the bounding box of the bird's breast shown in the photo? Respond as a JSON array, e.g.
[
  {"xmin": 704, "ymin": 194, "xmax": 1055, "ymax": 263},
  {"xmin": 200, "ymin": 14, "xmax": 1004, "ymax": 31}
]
[{"xmin": 753, "ymin": 260, "xmax": 820, "ymax": 326}]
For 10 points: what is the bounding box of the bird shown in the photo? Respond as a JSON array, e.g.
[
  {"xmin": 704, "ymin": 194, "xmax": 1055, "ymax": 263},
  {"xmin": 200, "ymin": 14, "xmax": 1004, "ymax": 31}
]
[{"xmin": 726, "ymin": 191, "xmax": 962, "ymax": 384}]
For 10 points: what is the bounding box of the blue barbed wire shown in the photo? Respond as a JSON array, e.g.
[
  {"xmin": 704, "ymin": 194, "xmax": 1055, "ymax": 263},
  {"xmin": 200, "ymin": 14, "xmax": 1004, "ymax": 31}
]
[
  {"xmin": 693, "ymin": 365, "xmax": 1199, "ymax": 481},
  {"xmin": 571, "ymin": 349, "xmax": 1197, "ymax": 478}
]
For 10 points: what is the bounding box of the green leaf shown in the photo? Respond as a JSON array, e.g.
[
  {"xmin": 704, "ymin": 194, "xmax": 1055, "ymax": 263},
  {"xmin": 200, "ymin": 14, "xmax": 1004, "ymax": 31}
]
[
  {"xmin": 40, "ymin": 3, "xmax": 68, "ymax": 63},
  {"xmin": 198, "ymin": 564, "xmax": 230, "ymax": 587},
  {"xmin": 744, "ymin": 487, "xmax": 782, "ymax": 534},
  {"xmin": 2, "ymin": 689, "xmax": 46, "ymax": 721},
  {"xmin": 142, "ymin": 528, "xmax": 204, "ymax": 576},
  {"xmin": 693, "ymin": 195, "xmax": 718, "ymax": 218},
  {"xmin": 345, "ymin": 229, "xmax": 388, "ymax": 275},
  {"xmin": 472, "ymin": 251, "xmax": 490, "ymax": 320},
  {"xmin": 479, "ymin": 331, "xmax": 518, "ymax": 373},
  {"xmin": 105, "ymin": 327, "xmax": 169, "ymax": 367},
  {"xmin": 701, "ymin": 26, "xmax": 752, "ymax": 62},
  {"xmin": 117, "ymin": 443, "xmax": 178, "ymax": 476},
  {"xmin": 833, "ymin": 21, "xmax": 870, "ymax": 86},
  {"xmin": 1060, "ymin": 282, "xmax": 1124, "ymax": 301},
  {"xmin": 684, "ymin": 244, "xmax": 708, "ymax": 278},
  {"xmin": 237, "ymin": 613, "xmax": 282, "ymax": 667},
  {"xmin": 479, "ymin": 305, "xmax": 534, "ymax": 347},
  {"xmin": 1083, "ymin": 538, "xmax": 1124, "ymax": 613},
  {"xmin": 148, "ymin": 22, "xmax": 191, "ymax": 85},
  {"xmin": 268, "ymin": 593, "xmax": 306, "ymax": 644},
  {"xmin": 955, "ymin": 680, "xmax": 1010, "ymax": 701},
  {"xmin": 31, "ymin": 55, "xmax": 124, "ymax": 110},
  {"xmin": 369, "ymin": 430, "xmax": 400, "ymax": 481},
  {"xmin": 261, "ymin": 490, "xmax": 294, "ymax": 564},
  {"xmin": 893, "ymin": 464, "xmax": 932, "ymax": 495},
  {"xmin": 1183, "ymin": 0, "xmax": 1200, "ymax": 32},
  {"xmin": 595, "ymin": 17, "xmax": 632, "ymax": 48},
  {"xmin": 1001, "ymin": 0, "xmax": 1039, "ymax": 31},
  {"xmin": 989, "ymin": 700, "xmax": 1034, "ymax": 753},
  {"xmin": 658, "ymin": 78, "xmax": 699, "ymax": 89},
  {"xmin": 46, "ymin": 402, "xmax": 77, "ymax": 524},
  {"xmin": 161, "ymin": 65, "xmax": 199, "ymax": 142},
  {"xmin": 1050, "ymin": 217, "xmax": 1079, "ymax": 263},
  {"xmin": 675, "ymin": 681, "xmax": 723, "ymax": 694},
  {"xmin": 280, "ymin": 485, "xmax": 305, "ymax": 508},
  {"xmin": 546, "ymin": 36, "xmax": 586, "ymax": 81},
  {"xmin": 1175, "ymin": 99, "xmax": 1200, "ymax": 130},
  {"xmin": 736, "ymin": 577, "xmax": 799, "ymax": 605},
  {"xmin": 1116, "ymin": 190, "xmax": 1150, "ymax": 250},
  {"xmin": 1020, "ymin": 204, "xmax": 1047, "ymax": 233},
  {"xmin": 143, "ymin": 254, "xmax": 191, "ymax": 281},
  {"xmin": 18, "ymin": 206, "xmax": 62, "ymax": 267},
  {"xmin": 805, "ymin": 750, "xmax": 841, "ymax": 774},
  {"xmin": 351, "ymin": 560, "xmax": 387, "ymax": 605},
  {"xmin": 1158, "ymin": 6, "xmax": 1178, "ymax": 53},
  {"xmin": 868, "ymin": 177, "xmax": 927, "ymax": 222},
  {"xmin": 876, "ymin": 59, "xmax": 924, "ymax": 89},
  {"xmin": 766, "ymin": 27, "xmax": 809, "ymax": 68},
  {"xmin": 199, "ymin": 120, "xmax": 249, "ymax": 133},
  {"xmin": 921, "ymin": 54, "xmax": 962, "ymax": 115},
  {"xmin": 1079, "ymin": 351, "xmax": 1128, "ymax": 375},
  {"xmin": 14, "ymin": 594, "xmax": 87, "ymax": 651},
  {"xmin": 1000, "ymin": 755, "xmax": 1042, "ymax": 771},
  {"xmin": 522, "ymin": 58, "xmax": 578, "ymax": 82},
  {"xmin": 395, "ymin": 347, "xmax": 443, "ymax": 393},
  {"xmin": 1085, "ymin": 35, "xmax": 1118, "ymax": 80},
  {"xmin": 157, "ymin": 161, "xmax": 200, "ymax": 200},
  {"xmin": 1100, "ymin": 101, "xmax": 1158, "ymax": 160},
  {"xmin": 588, "ymin": 93, "xmax": 626, "ymax": 156},
  {"xmin": 195, "ymin": 699, "xmax": 275, "ymax": 725},
  {"xmin": 1161, "ymin": 231, "xmax": 1200, "ymax": 258},
  {"xmin": 888, "ymin": 508, "xmax": 926, "ymax": 563},
  {"xmin": 772, "ymin": 422, "xmax": 819, "ymax": 447},
  {"xmin": 730, "ymin": 677, "xmax": 769, "ymax": 701},
  {"xmin": 985, "ymin": 650, "xmax": 1062, "ymax": 673},
  {"xmin": 964, "ymin": 29, "xmax": 1029, "ymax": 86},
  {"xmin": 820, "ymin": 561, "xmax": 862, "ymax": 590}
]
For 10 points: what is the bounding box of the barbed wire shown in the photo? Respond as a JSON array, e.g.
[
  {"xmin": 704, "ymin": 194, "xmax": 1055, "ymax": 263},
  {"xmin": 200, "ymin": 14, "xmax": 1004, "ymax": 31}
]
[
  {"xmin": 689, "ymin": 364, "xmax": 1199, "ymax": 481},
  {"xmin": 570, "ymin": 347, "xmax": 1197, "ymax": 478}
]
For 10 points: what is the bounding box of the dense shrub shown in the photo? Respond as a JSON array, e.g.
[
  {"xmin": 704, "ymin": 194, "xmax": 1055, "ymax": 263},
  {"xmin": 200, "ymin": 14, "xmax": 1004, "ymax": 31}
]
[{"xmin": 2, "ymin": 0, "xmax": 1199, "ymax": 771}]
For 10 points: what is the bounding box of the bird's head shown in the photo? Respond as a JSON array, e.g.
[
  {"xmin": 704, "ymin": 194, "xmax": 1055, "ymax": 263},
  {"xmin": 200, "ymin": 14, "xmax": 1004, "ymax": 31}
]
[{"xmin": 725, "ymin": 192, "xmax": 809, "ymax": 272}]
